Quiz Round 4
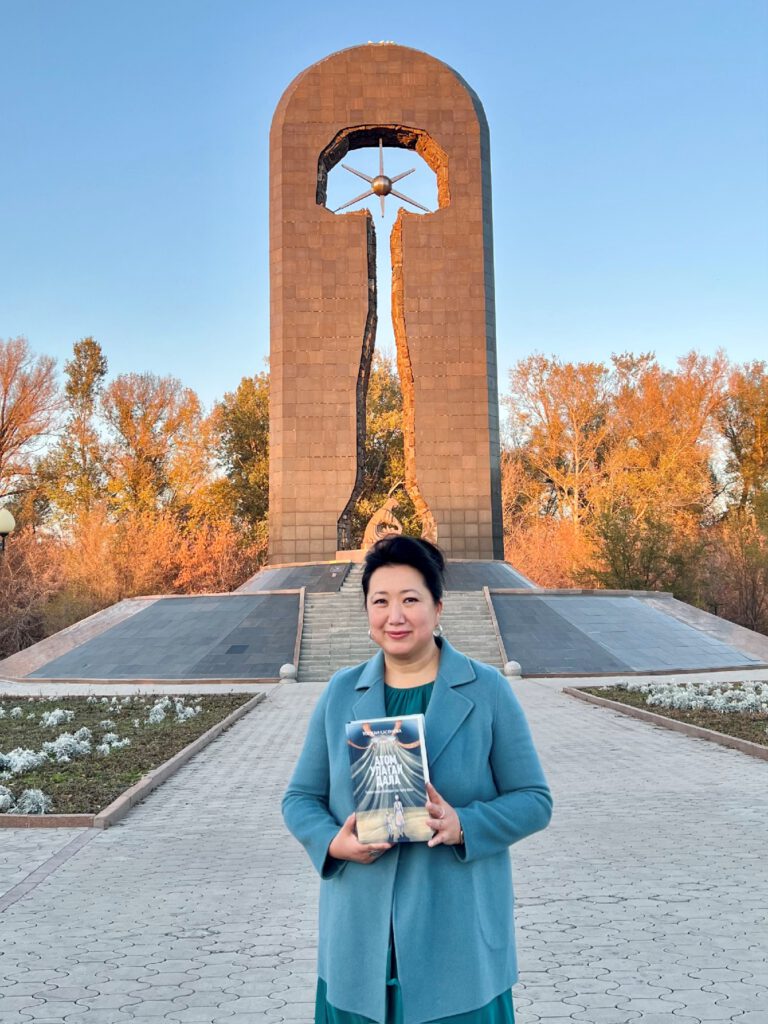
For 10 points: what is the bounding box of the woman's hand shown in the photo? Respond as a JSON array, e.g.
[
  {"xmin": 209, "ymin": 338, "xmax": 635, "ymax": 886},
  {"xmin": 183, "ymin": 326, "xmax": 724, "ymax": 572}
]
[
  {"xmin": 328, "ymin": 813, "xmax": 393, "ymax": 864},
  {"xmin": 425, "ymin": 782, "xmax": 463, "ymax": 847}
]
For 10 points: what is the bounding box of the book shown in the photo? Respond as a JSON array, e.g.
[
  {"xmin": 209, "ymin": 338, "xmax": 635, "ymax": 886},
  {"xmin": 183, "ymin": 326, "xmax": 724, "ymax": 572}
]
[{"xmin": 345, "ymin": 713, "xmax": 433, "ymax": 844}]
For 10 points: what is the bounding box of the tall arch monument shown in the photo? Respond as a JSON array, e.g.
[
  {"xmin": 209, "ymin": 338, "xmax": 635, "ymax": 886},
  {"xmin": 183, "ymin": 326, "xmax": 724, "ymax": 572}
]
[{"xmin": 269, "ymin": 43, "xmax": 503, "ymax": 563}]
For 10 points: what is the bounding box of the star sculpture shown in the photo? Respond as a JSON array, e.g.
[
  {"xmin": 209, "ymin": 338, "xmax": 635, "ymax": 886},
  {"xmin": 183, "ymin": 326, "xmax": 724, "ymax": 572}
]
[{"xmin": 334, "ymin": 139, "xmax": 432, "ymax": 217}]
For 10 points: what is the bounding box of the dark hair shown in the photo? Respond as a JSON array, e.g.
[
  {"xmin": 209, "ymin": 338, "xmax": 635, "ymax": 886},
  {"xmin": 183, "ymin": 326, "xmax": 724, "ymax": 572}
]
[{"xmin": 361, "ymin": 536, "xmax": 445, "ymax": 605}]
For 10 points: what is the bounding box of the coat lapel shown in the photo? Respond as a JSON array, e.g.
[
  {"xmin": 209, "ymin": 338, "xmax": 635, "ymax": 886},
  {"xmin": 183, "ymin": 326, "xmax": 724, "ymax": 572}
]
[
  {"xmin": 351, "ymin": 648, "xmax": 386, "ymax": 721},
  {"xmin": 425, "ymin": 640, "xmax": 476, "ymax": 767},
  {"xmin": 350, "ymin": 641, "xmax": 477, "ymax": 765}
]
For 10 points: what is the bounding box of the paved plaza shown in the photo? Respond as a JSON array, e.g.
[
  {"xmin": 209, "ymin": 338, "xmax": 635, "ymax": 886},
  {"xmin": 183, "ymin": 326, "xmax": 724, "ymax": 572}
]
[{"xmin": 1, "ymin": 676, "xmax": 767, "ymax": 1024}]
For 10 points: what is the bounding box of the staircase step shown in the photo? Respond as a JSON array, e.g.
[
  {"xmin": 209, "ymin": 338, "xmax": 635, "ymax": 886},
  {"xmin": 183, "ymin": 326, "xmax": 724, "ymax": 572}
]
[{"xmin": 296, "ymin": 583, "xmax": 504, "ymax": 682}]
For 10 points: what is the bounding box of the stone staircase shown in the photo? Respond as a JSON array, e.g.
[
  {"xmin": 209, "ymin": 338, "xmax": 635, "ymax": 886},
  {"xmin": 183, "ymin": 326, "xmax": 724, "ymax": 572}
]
[
  {"xmin": 297, "ymin": 565, "xmax": 371, "ymax": 683},
  {"xmin": 439, "ymin": 591, "xmax": 505, "ymax": 668},
  {"xmin": 296, "ymin": 565, "xmax": 504, "ymax": 682}
]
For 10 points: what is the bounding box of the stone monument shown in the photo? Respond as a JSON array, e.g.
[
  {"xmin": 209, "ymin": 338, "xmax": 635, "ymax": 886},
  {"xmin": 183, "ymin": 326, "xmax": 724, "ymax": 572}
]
[{"xmin": 268, "ymin": 43, "xmax": 503, "ymax": 564}]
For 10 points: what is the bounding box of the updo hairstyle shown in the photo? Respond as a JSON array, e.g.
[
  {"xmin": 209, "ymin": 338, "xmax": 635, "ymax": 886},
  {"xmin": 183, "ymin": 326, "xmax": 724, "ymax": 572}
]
[{"xmin": 361, "ymin": 536, "xmax": 446, "ymax": 606}]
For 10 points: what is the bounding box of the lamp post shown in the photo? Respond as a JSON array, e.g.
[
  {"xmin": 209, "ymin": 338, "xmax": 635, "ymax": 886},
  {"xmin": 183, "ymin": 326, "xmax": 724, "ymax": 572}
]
[{"xmin": 0, "ymin": 508, "xmax": 15, "ymax": 555}]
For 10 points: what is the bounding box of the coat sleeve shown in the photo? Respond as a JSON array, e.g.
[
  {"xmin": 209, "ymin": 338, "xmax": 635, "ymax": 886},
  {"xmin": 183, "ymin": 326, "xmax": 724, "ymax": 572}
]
[
  {"xmin": 454, "ymin": 674, "xmax": 552, "ymax": 863},
  {"xmin": 281, "ymin": 683, "xmax": 347, "ymax": 879}
]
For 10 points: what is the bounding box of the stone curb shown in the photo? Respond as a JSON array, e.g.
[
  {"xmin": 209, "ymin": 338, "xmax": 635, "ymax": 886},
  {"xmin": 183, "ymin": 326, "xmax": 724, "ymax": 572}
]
[
  {"xmin": 489, "ymin": 587, "xmax": 675, "ymax": 596},
  {"xmin": 293, "ymin": 586, "xmax": 306, "ymax": 670},
  {"xmin": 483, "ymin": 585, "xmax": 508, "ymax": 664},
  {"xmin": 564, "ymin": 685, "xmax": 768, "ymax": 761},
  {"xmin": 0, "ymin": 692, "xmax": 266, "ymax": 829},
  {"xmin": 0, "ymin": 813, "xmax": 95, "ymax": 828},
  {"xmin": 22, "ymin": 675, "xmax": 281, "ymax": 685}
]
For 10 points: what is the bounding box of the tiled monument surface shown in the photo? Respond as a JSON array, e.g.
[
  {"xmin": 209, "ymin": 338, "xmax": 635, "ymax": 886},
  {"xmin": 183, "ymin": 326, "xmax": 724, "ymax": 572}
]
[
  {"xmin": 491, "ymin": 593, "xmax": 765, "ymax": 676},
  {"xmin": 269, "ymin": 43, "xmax": 503, "ymax": 564},
  {"xmin": 1, "ymin": 595, "xmax": 300, "ymax": 682}
]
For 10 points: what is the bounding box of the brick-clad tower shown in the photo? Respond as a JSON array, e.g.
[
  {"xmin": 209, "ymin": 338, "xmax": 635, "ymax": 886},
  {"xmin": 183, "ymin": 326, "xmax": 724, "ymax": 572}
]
[{"xmin": 269, "ymin": 43, "xmax": 503, "ymax": 564}]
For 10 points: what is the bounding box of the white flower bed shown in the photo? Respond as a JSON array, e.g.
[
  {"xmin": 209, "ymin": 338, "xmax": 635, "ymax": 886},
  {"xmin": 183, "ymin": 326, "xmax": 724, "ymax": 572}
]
[
  {"xmin": 40, "ymin": 708, "xmax": 75, "ymax": 728},
  {"xmin": 623, "ymin": 678, "xmax": 768, "ymax": 715},
  {"xmin": 0, "ymin": 747, "xmax": 48, "ymax": 775},
  {"xmin": 96, "ymin": 732, "xmax": 131, "ymax": 756},
  {"xmin": 146, "ymin": 696, "xmax": 202, "ymax": 724},
  {"xmin": 14, "ymin": 789, "xmax": 52, "ymax": 814},
  {"xmin": 0, "ymin": 694, "xmax": 207, "ymax": 814},
  {"xmin": 42, "ymin": 731, "xmax": 93, "ymax": 764},
  {"xmin": 0, "ymin": 784, "xmax": 52, "ymax": 815}
]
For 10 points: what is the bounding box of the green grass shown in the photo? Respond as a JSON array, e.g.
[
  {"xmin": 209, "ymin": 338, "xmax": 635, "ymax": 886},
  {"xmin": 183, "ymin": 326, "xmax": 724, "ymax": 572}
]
[
  {"xmin": 582, "ymin": 685, "xmax": 768, "ymax": 747},
  {"xmin": 0, "ymin": 693, "xmax": 255, "ymax": 814}
]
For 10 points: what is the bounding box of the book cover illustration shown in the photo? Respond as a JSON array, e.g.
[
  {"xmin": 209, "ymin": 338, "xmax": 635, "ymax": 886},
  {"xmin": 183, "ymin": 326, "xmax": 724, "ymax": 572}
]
[{"xmin": 345, "ymin": 713, "xmax": 433, "ymax": 844}]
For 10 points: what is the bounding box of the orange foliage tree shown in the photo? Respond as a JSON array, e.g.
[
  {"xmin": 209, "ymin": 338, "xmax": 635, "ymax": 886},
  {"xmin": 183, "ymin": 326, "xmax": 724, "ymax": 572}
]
[
  {"xmin": 0, "ymin": 337, "xmax": 59, "ymax": 501},
  {"xmin": 1, "ymin": 340, "xmax": 273, "ymax": 650},
  {"xmin": 502, "ymin": 350, "xmax": 728, "ymax": 596}
]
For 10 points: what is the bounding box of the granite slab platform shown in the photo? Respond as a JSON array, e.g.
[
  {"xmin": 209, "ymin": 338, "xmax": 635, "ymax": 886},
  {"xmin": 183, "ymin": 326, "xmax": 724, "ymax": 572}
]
[
  {"xmin": 24, "ymin": 594, "xmax": 300, "ymax": 681},
  {"xmin": 492, "ymin": 592, "xmax": 764, "ymax": 676},
  {"xmin": 237, "ymin": 562, "xmax": 352, "ymax": 593},
  {"xmin": 444, "ymin": 560, "xmax": 535, "ymax": 590}
]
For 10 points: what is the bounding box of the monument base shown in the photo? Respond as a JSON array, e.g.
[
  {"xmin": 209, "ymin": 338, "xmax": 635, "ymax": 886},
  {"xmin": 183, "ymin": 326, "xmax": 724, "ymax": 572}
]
[{"xmin": 336, "ymin": 549, "xmax": 366, "ymax": 562}]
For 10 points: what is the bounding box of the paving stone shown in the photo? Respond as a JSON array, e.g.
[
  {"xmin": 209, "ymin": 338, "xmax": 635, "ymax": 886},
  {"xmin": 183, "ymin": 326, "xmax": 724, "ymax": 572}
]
[
  {"xmin": 571, "ymin": 1012, "xmax": 643, "ymax": 1024},
  {"xmin": 263, "ymin": 1005, "xmax": 316, "ymax": 1020},
  {"xmin": 166, "ymin": 1012, "xmax": 234, "ymax": 1024},
  {"xmin": 515, "ymin": 1018, "xmax": 578, "ymax": 1024},
  {"xmin": 91, "ymin": 967, "xmax": 159, "ymax": 982},
  {"xmin": 561, "ymin": 993, "xmax": 630, "ymax": 1009},
  {"xmin": 222, "ymin": 979, "xmax": 289, "ymax": 996},
  {"xmin": 0, "ymin": 1000, "xmax": 45, "ymax": 1012},
  {"xmin": 171, "ymin": 992, "xmax": 239, "ymax": 1009},
  {"xmin": 608, "ymin": 1017, "xmax": 703, "ymax": 1024},
  {"xmin": 133, "ymin": 975, "xmax": 198, "ymax": 988},
  {"xmin": 66, "ymin": 1017, "xmax": 142, "ymax": 1024},
  {"xmin": 527, "ymin": 1001, "xmax": 584, "ymax": 1017},
  {"xmin": 713, "ymin": 982, "xmax": 768, "ymax": 1001}
]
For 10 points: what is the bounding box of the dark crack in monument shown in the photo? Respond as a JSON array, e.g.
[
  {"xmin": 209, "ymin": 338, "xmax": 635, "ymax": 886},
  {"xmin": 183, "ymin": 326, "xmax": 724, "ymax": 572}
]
[{"xmin": 268, "ymin": 43, "xmax": 503, "ymax": 565}]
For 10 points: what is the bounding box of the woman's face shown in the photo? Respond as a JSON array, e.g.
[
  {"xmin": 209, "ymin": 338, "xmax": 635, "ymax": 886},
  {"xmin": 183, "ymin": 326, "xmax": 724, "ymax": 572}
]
[{"xmin": 366, "ymin": 563, "xmax": 442, "ymax": 663}]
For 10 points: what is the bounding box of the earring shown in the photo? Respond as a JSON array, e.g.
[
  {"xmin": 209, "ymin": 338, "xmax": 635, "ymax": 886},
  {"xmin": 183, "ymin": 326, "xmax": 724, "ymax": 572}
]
[
  {"xmin": 367, "ymin": 629, "xmax": 373, "ymax": 640},
  {"xmin": 433, "ymin": 623, "xmax": 444, "ymax": 638}
]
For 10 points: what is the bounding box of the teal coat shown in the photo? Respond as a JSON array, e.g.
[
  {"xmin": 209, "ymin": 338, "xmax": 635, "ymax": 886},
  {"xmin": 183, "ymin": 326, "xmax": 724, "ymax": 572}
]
[{"xmin": 282, "ymin": 640, "xmax": 553, "ymax": 1024}]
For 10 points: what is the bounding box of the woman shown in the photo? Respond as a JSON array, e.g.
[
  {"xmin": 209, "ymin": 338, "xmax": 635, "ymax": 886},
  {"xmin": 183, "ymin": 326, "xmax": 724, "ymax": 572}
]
[{"xmin": 282, "ymin": 536, "xmax": 552, "ymax": 1024}]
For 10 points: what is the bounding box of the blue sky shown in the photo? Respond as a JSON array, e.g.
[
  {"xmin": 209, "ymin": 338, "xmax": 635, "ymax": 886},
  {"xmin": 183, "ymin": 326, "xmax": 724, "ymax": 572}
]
[{"xmin": 1, "ymin": 0, "xmax": 766, "ymax": 410}]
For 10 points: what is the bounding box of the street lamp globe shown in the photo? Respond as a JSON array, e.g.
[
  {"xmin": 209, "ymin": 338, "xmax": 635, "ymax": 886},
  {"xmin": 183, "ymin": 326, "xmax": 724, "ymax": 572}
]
[{"xmin": 0, "ymin": 507, "xmax": 16, "ymax": 554}]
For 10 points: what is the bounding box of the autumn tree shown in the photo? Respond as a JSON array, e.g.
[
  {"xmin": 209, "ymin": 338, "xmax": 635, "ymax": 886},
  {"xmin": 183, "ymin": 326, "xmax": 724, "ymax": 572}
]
[
  {"xmin": 702, "ymin": 508, "xmax": 768, "ymax": 631},
  {"xmin": 101, "ymin": 372, "xmax": 213, "ymax": 517},
  {"xmin": 717, "ymin": 360, "xmax": 768, "ymax": 508},
  {"xmin": 581, "ymin": 504, "xmax": 706, "ymax": 601},
  {"xmin": 502, "ymin": 350, "xmax": 727, "ymax": 590},
  {"xmin": 0, "ymin": 528, "xmax": 62, "ymax": 656},
  {"xmin": 40, "ymin": 337, "xmax": 108, "ymax": 517},
  {"xmin": 213, "ymin": 370, "xmax": 270, "ymax": 528},
  {"xmin": 0, "ymin": 337, "xmax": 59, "ymax": 501},
  {"xmin": 506, "ymin": 354, "xmax": 611, "ymax": 529},
  {"xmin": 174, "ymin": 519, "xmax": 265, "ymax": 593},
  {"xmin": 599, "ymin": 350, "xmax": 726, "ymax": 526}
]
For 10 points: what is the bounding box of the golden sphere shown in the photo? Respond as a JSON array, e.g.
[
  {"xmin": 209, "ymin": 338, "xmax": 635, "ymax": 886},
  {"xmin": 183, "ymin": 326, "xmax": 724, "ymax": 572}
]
[{"xmin": 372, "ymin": 175, "xmax": 392, "ymax": 196}]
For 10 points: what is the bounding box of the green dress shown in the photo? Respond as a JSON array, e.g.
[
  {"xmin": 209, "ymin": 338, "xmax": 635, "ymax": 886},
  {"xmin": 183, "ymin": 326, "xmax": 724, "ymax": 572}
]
[{"xmin": 315, "ymin": 681, "xmax": 516, "ymax": 1024}]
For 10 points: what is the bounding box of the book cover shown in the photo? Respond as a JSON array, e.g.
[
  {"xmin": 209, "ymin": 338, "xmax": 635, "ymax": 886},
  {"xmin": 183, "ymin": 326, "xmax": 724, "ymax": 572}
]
[{"xmin": 345, "ymin": 713, "xmax": 432, "ymax": 844}]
